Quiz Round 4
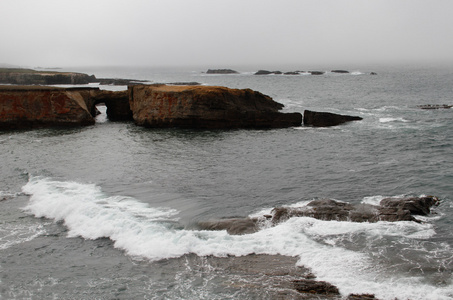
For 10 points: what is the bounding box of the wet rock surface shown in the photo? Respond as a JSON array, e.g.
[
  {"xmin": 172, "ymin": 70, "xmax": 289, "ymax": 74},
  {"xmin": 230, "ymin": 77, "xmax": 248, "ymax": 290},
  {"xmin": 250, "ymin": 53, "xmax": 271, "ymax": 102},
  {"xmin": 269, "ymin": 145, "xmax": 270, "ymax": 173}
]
[{"xmin": 198, "ymin": 196, "xmax": 440, "ymax": 235}]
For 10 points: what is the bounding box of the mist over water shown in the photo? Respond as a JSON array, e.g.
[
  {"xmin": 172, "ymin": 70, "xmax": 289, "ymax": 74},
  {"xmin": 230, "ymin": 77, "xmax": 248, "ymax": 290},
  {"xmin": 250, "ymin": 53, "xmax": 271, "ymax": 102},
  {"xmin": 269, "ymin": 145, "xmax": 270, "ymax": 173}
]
[{"xmin": 1, "ymin": 65, "xmax": 453, "ymax": 299}]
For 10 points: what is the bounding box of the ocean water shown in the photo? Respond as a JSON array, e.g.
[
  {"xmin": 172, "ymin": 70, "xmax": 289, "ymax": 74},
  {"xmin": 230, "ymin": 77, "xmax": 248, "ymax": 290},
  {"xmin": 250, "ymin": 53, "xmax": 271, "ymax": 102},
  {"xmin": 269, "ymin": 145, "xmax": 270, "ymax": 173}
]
[{"xmin": 1, "ymin": 64, "xmax": 453, "ymax": 299}]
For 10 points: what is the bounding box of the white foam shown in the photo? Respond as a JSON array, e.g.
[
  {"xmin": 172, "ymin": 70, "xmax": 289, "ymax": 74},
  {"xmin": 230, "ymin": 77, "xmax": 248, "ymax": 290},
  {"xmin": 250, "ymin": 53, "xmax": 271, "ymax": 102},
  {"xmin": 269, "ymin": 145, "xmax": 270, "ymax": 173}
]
[
  {"xmin": 21, "ymin": 177, "xmax": 453, "ymax": 300},
  {"xmin": 379, "ymin": 117, "xmax": 409, "ymax": 123},
  {"xmin": 0, "ymin": 222, "xmax": 48, "ymax": 250}
]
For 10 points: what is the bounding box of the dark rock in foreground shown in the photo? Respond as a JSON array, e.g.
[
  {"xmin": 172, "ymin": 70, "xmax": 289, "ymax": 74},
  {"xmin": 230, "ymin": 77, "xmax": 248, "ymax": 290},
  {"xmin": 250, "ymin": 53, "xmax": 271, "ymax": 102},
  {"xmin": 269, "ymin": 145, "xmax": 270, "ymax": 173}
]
[
  {"xmin": 303, "ymin": 110, "xmax": 363, "ymax": 127},
  {"xmin": 206, "ymin": 69, "xmax": 238, "ymax": 74},
  {"xmin": 198, "ymin": 196, "xmax": 439, "ymax": 235},
  {"xmin": 128, "ymin": 84, "xmax": 302, "ymax": 129}
]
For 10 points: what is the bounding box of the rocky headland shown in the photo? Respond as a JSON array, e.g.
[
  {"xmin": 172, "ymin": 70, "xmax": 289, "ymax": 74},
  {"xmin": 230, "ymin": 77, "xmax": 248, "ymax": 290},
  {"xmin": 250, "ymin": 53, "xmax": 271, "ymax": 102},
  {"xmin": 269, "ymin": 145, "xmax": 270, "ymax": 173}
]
[
  {"xmin": 128, "ymin": 84, "xmax": 302, "ymax": 129},
  {"xmin": 0, "ymin": 68, "xmax": 96, "ymax": 85},
  {"xmin": 0, "ymin": 84, "xmax": 304, "ymax": 130}
]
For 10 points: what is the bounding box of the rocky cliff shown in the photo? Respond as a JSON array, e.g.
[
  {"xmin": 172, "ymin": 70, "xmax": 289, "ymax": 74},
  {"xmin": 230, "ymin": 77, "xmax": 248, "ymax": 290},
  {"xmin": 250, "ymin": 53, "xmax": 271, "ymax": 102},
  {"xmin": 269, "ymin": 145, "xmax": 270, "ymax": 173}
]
[
  {"xmin": 0, "ymin": 86, "xmax": 96, "ymax": 129},
  {"xmin": 128, "ymin": 84, "xmax": 302, "ymax": 129}
]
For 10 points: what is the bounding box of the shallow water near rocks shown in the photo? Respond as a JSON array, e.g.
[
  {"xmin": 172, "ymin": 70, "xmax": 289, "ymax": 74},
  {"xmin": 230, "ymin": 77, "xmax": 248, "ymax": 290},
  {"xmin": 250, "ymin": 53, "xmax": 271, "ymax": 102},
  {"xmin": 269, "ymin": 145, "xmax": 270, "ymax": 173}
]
[{"xmin": 1, "ymin": 64, "xmax": 453, "ymax": 299}]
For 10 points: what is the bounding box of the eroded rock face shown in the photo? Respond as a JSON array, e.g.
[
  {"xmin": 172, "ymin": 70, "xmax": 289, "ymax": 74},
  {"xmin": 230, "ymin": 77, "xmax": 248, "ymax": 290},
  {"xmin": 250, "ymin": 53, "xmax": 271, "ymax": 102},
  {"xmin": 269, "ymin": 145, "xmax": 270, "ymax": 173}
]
[
  {"xmin": 303, "ymin": 110, "xmax": 363, "ymax": 127},
  {"xmin": 0, "ymin": 86, "xmax": 95, "ymax": 129},
  {"xmin": 128, "ymin": 84, "xmax": 302, "ymax": 129}
]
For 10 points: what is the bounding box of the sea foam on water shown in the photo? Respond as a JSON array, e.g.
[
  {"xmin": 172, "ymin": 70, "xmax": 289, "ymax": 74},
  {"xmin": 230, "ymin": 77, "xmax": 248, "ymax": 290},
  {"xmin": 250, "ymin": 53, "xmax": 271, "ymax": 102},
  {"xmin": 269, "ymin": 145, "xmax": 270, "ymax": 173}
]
[{"xmin": 21, "ymin": 175, "xmax": 453, "ymax": 299}]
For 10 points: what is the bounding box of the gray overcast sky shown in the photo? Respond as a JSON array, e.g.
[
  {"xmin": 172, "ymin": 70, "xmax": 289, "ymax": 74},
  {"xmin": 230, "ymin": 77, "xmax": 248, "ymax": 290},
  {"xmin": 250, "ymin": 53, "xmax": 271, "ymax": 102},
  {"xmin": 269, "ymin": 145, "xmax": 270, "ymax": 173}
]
[{"xmin": 2, "ymin": 0, "xmax": 453, "ymax": 68}]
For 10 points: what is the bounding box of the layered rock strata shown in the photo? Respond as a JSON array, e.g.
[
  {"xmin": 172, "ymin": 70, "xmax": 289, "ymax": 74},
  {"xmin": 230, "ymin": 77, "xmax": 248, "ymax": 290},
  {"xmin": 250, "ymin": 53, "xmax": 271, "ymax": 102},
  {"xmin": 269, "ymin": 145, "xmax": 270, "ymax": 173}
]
[{"xmin": 128, "ymin": 84, "xmax": 302, "ymax": 129}]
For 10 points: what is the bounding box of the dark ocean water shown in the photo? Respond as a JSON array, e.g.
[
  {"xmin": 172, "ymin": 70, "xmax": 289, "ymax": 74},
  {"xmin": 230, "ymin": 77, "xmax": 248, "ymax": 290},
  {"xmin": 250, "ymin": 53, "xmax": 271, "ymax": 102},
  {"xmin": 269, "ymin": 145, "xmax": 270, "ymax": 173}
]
[{"xmin": 1, "ymin": 65, "xmax": 453, "ymax": 299}]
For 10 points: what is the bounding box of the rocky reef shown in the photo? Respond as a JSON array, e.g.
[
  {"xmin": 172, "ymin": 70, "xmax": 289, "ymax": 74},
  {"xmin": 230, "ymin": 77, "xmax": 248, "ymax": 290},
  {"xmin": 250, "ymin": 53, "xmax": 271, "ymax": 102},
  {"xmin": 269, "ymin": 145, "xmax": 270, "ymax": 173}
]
[
  {"xmin": 198, "ymin": 196, "xmax": 440, "ymax": 235},
  {"xmin": 128, "ymin": 84, "xmax": 302, "ymax": 129}
]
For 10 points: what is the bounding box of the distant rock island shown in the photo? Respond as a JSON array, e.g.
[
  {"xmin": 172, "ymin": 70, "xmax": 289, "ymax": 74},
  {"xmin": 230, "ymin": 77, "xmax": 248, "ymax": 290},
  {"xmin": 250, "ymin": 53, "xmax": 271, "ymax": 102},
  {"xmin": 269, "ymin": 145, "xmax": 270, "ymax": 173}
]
[{"xmin": 206, "ymin": 69, "xmax": 238, "ymax": 74}]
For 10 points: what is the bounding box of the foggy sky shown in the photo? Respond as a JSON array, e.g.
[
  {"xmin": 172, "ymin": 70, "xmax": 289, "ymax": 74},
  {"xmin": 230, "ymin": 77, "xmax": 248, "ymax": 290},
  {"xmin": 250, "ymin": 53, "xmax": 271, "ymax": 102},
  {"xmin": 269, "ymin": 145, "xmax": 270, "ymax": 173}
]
[{"xmin": 2, "ymin": 0, "xmax": 453, "ymax": 68}]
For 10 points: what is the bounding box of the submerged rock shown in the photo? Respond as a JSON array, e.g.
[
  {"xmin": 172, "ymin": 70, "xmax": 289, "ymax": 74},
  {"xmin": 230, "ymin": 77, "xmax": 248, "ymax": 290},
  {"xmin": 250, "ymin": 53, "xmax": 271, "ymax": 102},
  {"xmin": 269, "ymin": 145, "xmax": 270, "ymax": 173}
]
[
  {"xmin": 303, "ymin": 110, "xmax": 363, "ymax": 127},
  {"xmin": 331, "ymin": 70, "xmax": 350, "ymax": 73},
  {"xmin": 128, "ymin": 84, "xmax": 302, "ymax": 129}
]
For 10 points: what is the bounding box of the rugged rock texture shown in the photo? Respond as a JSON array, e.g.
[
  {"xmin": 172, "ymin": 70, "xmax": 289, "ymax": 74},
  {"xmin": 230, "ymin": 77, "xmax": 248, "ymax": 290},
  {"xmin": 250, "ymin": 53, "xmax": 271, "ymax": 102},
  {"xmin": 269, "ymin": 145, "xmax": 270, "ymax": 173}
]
[
  {"xmin": 198, "ymin": 196, "xmax": 439, "ymax": 235},
  {"xmin": 271, "ymin": 196, "xmax": 439, "ymax": 224},
  {"xmin": 292, "ymin": 279, "xmax": 340, "ymax": 296},
  {"xmin": 0, "ymin": 86, "xmax": 96, "ymax": 129},
  {"xmin": 0, "ymin": 68, "xmax": 96, "ymax": 85},
  {"xmin": 303, "ymin": 110, "xmax": 363, "ymax": 127},
  {"xmin": 128, "ymin": 84, "xmax": 302, "ymax": 129},
  {"xmin": 206, "ymin": 69, "xmax": 238, "ymax": 74}
]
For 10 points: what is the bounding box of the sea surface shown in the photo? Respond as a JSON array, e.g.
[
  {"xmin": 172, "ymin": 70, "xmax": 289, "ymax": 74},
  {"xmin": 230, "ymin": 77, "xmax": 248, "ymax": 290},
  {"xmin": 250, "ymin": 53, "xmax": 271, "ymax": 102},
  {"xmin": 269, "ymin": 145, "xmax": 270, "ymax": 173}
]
[{"xmin": 1, "ymin": 64, "xmax": 453, "ymax": 299}]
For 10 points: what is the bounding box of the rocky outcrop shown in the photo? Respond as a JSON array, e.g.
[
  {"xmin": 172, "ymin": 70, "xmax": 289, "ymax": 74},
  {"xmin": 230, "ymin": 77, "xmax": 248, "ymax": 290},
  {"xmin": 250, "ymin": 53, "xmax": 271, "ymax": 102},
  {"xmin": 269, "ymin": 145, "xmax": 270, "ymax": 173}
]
[
  {"xmin": 309, "ymin": 71, "xmax": 325, "ymax": 75},
  {"xmin": 128, "ymin": 84, "xmax": 302, "ymax": 129},
  {"xmin": 331, "ymin": 70, "xmax": 349, "ymax": 73},
  {"xmin": 292, "ymin": 279, "xmax": 340, "ymax": 296},
  {"xmin": 0, "ymin": 68, "xmax": 96, "ymax": 85},
  {"xmin": 254, "ymin": 70, "xmax": 282, "ymax": 75},
  {"xmin": 206, "ymin": 69, "xmax": 238, "ymax": 74},
  {"xmin": 270, "ymin": 196, "xmax": 439, "ymax": 224},
  {"xmin": 303, "ymin": 110, "xmax": 363, "ymax": 127},
  {"xmin": 198, "ymin": 196, "xmax": 439, "ymax": 235},
  {"xmin": 0, "ymin": 86, "xmax": 96, "ymax": 129}
]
